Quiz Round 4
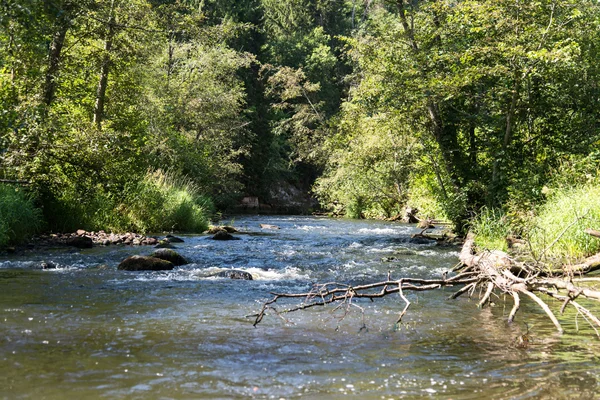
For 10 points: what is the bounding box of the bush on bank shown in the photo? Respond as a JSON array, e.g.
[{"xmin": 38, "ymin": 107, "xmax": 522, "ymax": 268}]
[
  {"xmin": 40, "ymin": 170, "xmax": 214, "ymax": 237},
  {"xmin": 0, "ymin": 184, "xmax": 44, "ymax": 247}
]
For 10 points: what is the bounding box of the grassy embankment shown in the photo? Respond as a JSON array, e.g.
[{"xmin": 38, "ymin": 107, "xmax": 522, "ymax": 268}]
[
  {"xmin": 472, "ymin": 184, "xmax": 600, "ymax": 263},
  {"xmin": 0, "ymin": 170, "xmax": 214, "ymax": 247}
]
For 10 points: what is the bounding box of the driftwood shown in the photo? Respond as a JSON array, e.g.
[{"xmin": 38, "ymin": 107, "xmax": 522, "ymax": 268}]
[{"xmin": 250, "ymin": 231, "xmax": 600, "ymax": 337}]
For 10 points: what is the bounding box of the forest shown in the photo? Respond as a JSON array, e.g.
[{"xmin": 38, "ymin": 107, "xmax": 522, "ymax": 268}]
[{"xmin": 1, "ymin": 0, "xmax": 600, "ymax": 262}]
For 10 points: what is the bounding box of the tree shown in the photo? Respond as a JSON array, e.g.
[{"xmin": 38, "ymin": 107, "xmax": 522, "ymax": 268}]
[{"xmin": 320, "ymin": 0, "xmax": 600, "ymax": 227}]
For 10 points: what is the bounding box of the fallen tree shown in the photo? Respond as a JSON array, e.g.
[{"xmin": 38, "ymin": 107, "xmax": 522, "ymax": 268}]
[{"xmin": 250, "ymin": 232, "xmax": 600, "ymax": 337}]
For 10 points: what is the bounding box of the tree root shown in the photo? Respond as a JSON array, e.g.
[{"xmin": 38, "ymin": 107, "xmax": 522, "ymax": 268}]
[{"xmin": 249, "ymin": 232, "xmax": 600, "ymax": 336}]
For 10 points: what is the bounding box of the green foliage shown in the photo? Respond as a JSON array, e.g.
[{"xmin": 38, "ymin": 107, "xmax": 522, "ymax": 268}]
[
  {"xmin": 314, "ymin": 111, "xmax": 418, "ymax": 219},
  {"xmin": 472, "ymin": 208, "xmax": 510, "ymax": 252},
  {"xmin": 0, "ymin": 185, "xmax": 43, "ymax": 246},
  {"xmin": 119, "ymin": 170, "xmax": 213, "ymax": 233},
  {"xmin": 528, "ymin": 184, "xmax": 600, "ymax": 261},
  {"xmin": 43, "ymin": 170, "xmax": 213, "ymax": 234}
]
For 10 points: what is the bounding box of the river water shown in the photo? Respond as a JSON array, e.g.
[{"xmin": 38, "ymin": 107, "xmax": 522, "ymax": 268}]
[{"xmin": 1, "ymin": 216, "xmax": 599, "ymax": 399}]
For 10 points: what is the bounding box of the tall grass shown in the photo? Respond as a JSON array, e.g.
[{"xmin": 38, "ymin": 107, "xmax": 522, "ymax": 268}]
[
  {"xmin": 472, "ymin": 207, "xmax": 511, "ymax": 252},
  {"xmin": 44, "ymin": 170, "xmax": 214, "ymax": 234},
  {"xmin": 0, "ymin": 184, "xmax": 44, "ymax": 246},
  {"xmin": 118, "ymin": 170, "xmax": 214, "ymax": 233},
  {"xmin": 528, "ymin": 184, "xmax": 600, "ymax": 260}
]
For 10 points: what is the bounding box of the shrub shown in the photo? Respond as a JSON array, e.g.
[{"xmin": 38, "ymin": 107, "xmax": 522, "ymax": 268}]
[
  {"xmin": 119, "ymin": 170, "xmax": 214, "ymax": 233},
  {"xmin": 41, "ymin": 170, "xmax": 214, "ymax": 234},
  {"xmin": 0, "ymin": 184, "xmax": 43, "ymax": 246}
]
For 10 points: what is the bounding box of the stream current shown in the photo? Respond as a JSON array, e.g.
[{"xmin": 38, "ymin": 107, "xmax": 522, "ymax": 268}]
[{"xmin": 1, "ymin": 215, "xmax": 599, "ymax": 399}]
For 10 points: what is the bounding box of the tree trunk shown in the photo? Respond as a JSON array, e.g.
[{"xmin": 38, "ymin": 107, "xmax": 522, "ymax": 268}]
[
  {"xmin": 43, "ymin": 11, "xmax": 71, "ymax": 108},
  {"xmin": 93, "ymin": 0, "xmax": 115, "ymax": 130}
]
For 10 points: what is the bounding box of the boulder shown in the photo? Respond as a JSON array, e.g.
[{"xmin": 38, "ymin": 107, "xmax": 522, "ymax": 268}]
[
  {"xmin": 154, "ymin": 240, "xmax": 176, "ymax": 249},
  {"xmin": 66, "ymin": 236, "xmax": 94, "ymax": 249},
  {"xmin": 118, "ymin": 255, "xmax": 174, "ymax": 271},
  {"xmin": 206, "ymin": 226, "xmax": 238, "ymax": 234},
  {"xmin": 40, "ymin": 261, "xmax": 57, "ymax": 269},
  {"xmin": 211, "ymin": 270, "xmax": 253, "ymax": 280},
  {"xmin": 211, "ymin": 231, "xmax": 240, "ymax": 241},
  {"xmin": 151, "ymin": 248, "xmax": 188, "ymax": 266},
  {"xmin": 165, "ymin": 234, "xmax": 185, "ymax": 243},
  {"xmin": 144, "ymin": 237, "xmax": 159, "ymax": 246}
]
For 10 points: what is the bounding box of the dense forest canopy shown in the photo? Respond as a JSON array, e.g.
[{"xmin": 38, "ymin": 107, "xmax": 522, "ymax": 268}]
[{"xmin": 1, "ymin": 0, "xmax": 599, "ymax": 244}]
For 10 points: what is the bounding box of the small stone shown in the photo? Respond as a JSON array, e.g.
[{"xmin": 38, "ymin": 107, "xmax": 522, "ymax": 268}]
[
  {"xmin": 154, "ymin": 240, "xmax": 176, "ymax": 249},
  {"xmin": 144, "ymin": 237, "xmax": 159, "ymax": 246},
  {"xmin": 40, "ymin": 261, "xmax": 57, "ymax": 269},
  {"xmin": 165, "ymin": 234, "xmax": 185, "ymax": 243},
  {"xmin": 76, "ymin": 229, "xmax": 86, "ymax": 236},
  {"xmin": 210, "ymin": 270, "xmax": 253, "ymax": 280}
]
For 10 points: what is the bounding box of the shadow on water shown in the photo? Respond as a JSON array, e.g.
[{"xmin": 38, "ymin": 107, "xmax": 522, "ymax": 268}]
[{"xmin": 0, "ymin": 215, "xmax": 599, "ymax": 399}]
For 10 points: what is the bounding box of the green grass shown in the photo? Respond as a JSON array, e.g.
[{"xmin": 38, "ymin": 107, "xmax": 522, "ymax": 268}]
[
  {"xmin": 470, "ymin": 184, "xmax": 600, "ymax": 262},
  {"xmin": 0, "ymin": 184, "xmax": 44, "ymax": 246},
  {"xmin": 528, "ymin": 184, "xmax": 600, "ymax": 260},
  {"xmin": 118, "ymin": 169, "xmax": 214, "ymax": 233},
  {"xmin": 44, "ymin": 170, "xmax": 214, "ymax": 234},
  {"xmin": 472, "ymin": 207, "xmax": 510, "ymax": 252}
]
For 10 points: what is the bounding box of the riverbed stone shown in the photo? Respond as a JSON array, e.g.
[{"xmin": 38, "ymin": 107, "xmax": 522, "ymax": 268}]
[
  {"xmin": 154, "ymin": 240, "xmax": 176, "ymax": 249},
  {"xmin": 165, "ymin": 234, "xmax": 185, "ymax": 243},
  {"xmin": 210, "ymin": 270, "xmax": 253, "ymax": 280},
  {"xmin": 408, "ymin": 236, "xmax": 436, "ymax": 245},
  {"xmin": 211, "ymin": 231, "xmax": 240, "ymax": 241},
  {"xmin": 66, "ymin": 236, "xmax": 94, "ymax": 248},
  {"xmin": 151, "ymin": 248, "xmax": 188, "ymax": 266},
  {"xmin": 117, "ymin": 255, "xmax": 174, "ymax": 271}
]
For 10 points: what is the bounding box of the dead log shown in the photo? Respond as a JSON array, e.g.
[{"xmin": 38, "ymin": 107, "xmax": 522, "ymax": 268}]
[
  {"xmin": 585, "ymin": 228, "xmax": 600, "ymax": 239},
  {"xmin": 250, "ymin": 231, "xmax": 600, "ymax": 337}
]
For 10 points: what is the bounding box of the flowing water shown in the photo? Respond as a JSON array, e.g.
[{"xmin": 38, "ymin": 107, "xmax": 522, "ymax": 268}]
[{"xmin": 1, "ymin": 216, "xmax": 599, "ymax": 399}]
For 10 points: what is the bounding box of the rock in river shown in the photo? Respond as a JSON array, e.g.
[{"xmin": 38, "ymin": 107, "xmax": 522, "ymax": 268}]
[
  {"xmin": 66, "ymin": 236, "xmax": 94, "ymax": 249},
  {"xmin": 154, "ymin": 240, "xmax": 176, "ymax": 249},
  {"xmin": 210, "ymin": 270, "xmax": 253, "ymax": 280},
  {"xmin": 211, "ymin": 231, "xmax": 240, "ymax": 241},
  {"xmin": 118, "ymin": 255, "xmax": 174, "ymax": 271},
  {"xmin": 165, "ymin": 234, "xmax": 185, "ymax": 243},
  {"xmin": 151, "ymin": 248, "xmax": 188, "ymax": 266}
]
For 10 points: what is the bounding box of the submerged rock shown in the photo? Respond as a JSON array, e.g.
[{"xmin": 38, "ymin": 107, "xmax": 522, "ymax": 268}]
[
  {"xmin": 151, "ymin": 248, "xmax": 188, "ymax": 266},
  {"xmin": 408, "ymin": 236, "xmax": 436, "ymax": 245},
  {"xmin": 211, "ymin": 231, "xmax": 240, "ymax": 241},
  {"xmin": 154, "ymin": 240, "xmax": 176, "ymax": 249},
  {"xmin": 210, "ymin": 270, "xmax": 253, "ymax": 280},
  {"xmin": 394, "ymin": 248, "xmax": 417, "ymax": 256},
  {"xmin": 165, "ymin": 234, "xmax": 185, "ymax": 243},
  {"xmin": 118, "ymin": 255, "xmax": 174, "ymax": 271},
  {"xmin": 39, "ymin": 261, "xmax": 58, "ymax": 270}
]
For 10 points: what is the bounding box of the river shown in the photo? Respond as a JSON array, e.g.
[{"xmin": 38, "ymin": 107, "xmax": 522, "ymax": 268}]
[{"xmin": 1, "ymin": 216, "xmax": 599, "ymax": 399}]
